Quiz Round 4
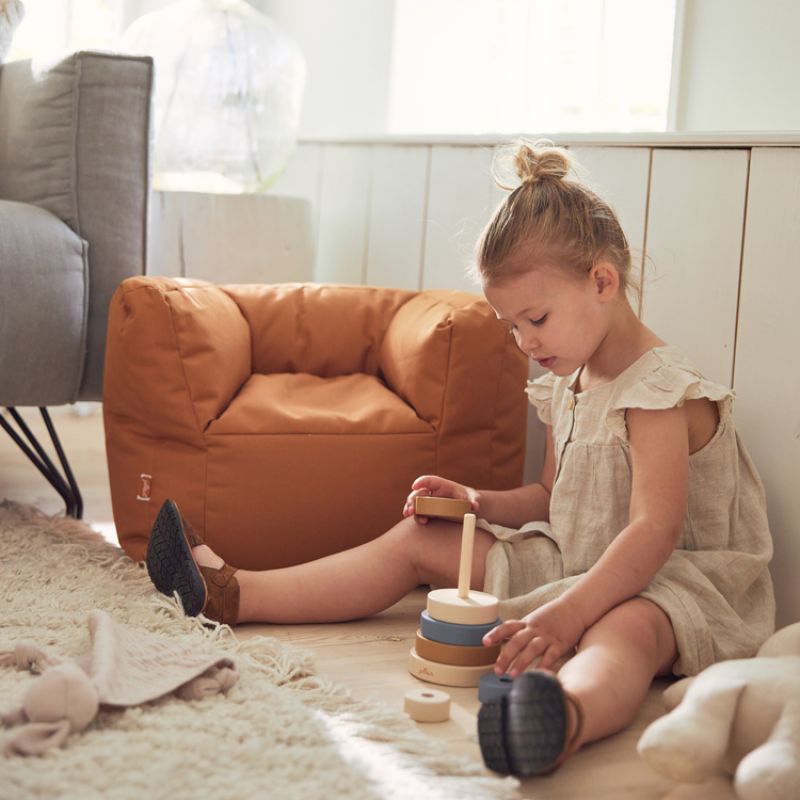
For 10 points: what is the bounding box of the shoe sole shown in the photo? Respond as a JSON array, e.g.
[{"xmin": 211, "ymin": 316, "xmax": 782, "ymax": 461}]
[
  {"xmin": 478, "ymin": 671, "xmax": 569, "ymax": 777},
  {"xmin": 146, "ymin": 500, "xmax": 207, "ymax": 617}
]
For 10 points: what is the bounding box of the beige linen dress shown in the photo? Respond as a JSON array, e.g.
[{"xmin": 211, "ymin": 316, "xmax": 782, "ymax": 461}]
[{"xmin": 481, "ymin": 345, "xmax": 775, "ymax": 676}]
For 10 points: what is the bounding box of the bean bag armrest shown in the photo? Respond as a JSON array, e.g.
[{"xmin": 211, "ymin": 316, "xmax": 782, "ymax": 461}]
[
  {"xmin": 379, "ymin": 290, "xmax": 527, "ymax": 440},
  {"xmin": 103, "ymin": 277, "xmax": 251, "ymax": 442}
]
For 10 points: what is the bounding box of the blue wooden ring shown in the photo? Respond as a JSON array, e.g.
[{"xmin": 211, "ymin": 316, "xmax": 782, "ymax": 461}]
[
  {"xmin": 419, "ymin": 610, "xmax": 500, "ymax": 646},
  {"xmin": 478, "ymin": 672, "xmax": 515, "ymax": 704}
]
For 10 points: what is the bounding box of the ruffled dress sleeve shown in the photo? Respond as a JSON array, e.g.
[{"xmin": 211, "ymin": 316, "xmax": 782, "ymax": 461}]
[
  {"xmin": 525, "ymin": 371, "xmax": 557, "ymax": 426},
  {"xmin": 606, "ymin": 350, "xmax": 734, "ymax": 442}
]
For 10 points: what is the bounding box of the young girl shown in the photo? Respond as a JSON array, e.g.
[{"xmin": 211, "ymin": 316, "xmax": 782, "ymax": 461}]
[{"xmin": 146, "ymin": 142, "xmax": 775, "ymax": 776}]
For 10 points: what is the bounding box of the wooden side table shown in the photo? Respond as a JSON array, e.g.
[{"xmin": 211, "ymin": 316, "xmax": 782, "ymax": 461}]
[{"xmin": 148, "ymin": 190, "xmax": 314, "ymax": 283}]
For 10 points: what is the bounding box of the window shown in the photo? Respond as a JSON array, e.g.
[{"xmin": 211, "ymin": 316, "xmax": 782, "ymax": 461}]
[
  {"xmin": 9, "ymin": 0, "xmax": 677, "ymax": 137},
  {"xmin": 6, "ymin": 0, "xmax": 124, "ymax": 64},
  {"xmin": 388, "ymin": 0, "xmax": 676, "ymax": 134}
]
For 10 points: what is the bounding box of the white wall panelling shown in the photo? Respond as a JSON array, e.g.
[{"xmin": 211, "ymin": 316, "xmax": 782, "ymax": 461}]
[
  {"xmin": 569, "ymin": 147, "xmax": 651, "ymax": 310},
  {"xmin": 640, "ymin": 149, "xmax": 749, "ymax": 386},
  {"xmin": 365, "ymin": 145, "xmax": 430, "ymax": 289},
  {"xmin": 733, "ymin": 147, "xmax": 800, "ymax": 628},
  {"xmin": 422, "ymin": 146, "xmax": 495, "ymax": 292},
  {"xmin": 314, "ymin": 145, "xmax": 373, "ymax": 285}
]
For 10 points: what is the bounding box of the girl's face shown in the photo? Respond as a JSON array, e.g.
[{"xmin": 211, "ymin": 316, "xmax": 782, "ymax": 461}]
[{"xmin": 483, "ymin": 264, "xmax": 614, "ymax": 377}]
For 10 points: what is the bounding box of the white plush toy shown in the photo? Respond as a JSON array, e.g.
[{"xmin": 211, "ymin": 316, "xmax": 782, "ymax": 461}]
[{"xmin": 638, "ymin": 623, "xmax": 800, "ymax": 800}]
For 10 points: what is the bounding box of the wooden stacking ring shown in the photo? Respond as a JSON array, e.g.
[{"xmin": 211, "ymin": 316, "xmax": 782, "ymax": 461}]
[
  {"xmin": 419, "ymin": 610, "xmax": 499, "ymax": 647},
  {"xmin": 415, "ymin": 630, "xmax": 500, "ymax": 667},
  {"xmin": 408, "ymin": 648, "xmax": 495, "ymax": 687},
  {"xmin": 403, "ymin": 688, "xmax": 451, "ymax": 722},
  {"xmin": 427, "ymin": 588, "xmax": 499, "ymax": 625},
  {"xmin": 414, "ymin": 496, "xmax": 472, "ymax": 521}
]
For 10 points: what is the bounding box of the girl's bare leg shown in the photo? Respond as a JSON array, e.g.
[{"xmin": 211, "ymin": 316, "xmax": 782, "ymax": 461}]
[
  {"xmin": 558, "ymin": 597, "xmax": 678, "ymax": 747},
  {"xmin": 193, "ymin": 516, "xmax": 496, "ymax": 624}
]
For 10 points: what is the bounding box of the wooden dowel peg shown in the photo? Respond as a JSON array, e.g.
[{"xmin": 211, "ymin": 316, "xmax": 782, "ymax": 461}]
[{"xmin": 457, "ymin": 513, "xmax": 476, "ymax": 599}]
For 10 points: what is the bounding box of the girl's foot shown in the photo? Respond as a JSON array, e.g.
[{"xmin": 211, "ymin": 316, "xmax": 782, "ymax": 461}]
[
  {"xmin": 146, "ymin": 500, "xmax": 240, "ymax": 624},
  {"xmin": 477, "ymin": 670, "xmax": 584, "ymax": 776},
  {"xmin": 192, "ymin": 544, "xmax": 224, "ymax": 571}
]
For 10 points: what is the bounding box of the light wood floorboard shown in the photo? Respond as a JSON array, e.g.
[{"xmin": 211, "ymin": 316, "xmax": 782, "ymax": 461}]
[{"xmin": 0, "ymin": 408, "xmax": 737, "ymax": 799}]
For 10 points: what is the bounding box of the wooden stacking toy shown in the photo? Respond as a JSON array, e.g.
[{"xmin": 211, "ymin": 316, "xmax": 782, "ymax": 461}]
[
  {"xmin": 408, "ymin": 513, "xmax": 501, "ymax": 687},
  {"xmin": 414, "ymin": 495, "xmax": 472, "ymax": 522}
]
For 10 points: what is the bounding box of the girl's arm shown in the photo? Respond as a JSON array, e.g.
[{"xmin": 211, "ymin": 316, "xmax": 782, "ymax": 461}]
[
  {"xmin": 477, "ymin": 425, "xmax": 556, "ymax": 527},
  {"xmin": 403, "ymin": 426, "xmax": 556, "ymax": 528},
  {"xmin": 564, "ymin": 404, "xmax": 688, "ymax": 625},
  {"xmin": 487, "ymin": 405, "xmax": 689, "ymax": 675}
]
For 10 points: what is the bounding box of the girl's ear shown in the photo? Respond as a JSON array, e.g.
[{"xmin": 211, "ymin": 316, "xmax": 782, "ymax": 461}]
[{"xmin": 591, "ymin": 261, "xmax": 620, "ymax": 301}]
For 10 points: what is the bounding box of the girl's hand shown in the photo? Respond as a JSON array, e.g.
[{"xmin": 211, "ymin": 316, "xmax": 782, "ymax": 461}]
[
  {"xmin": 402, "ymin": 475, "xmax": 481, "ymax": 524},
  {"xmin": 483, "ymin": 598, "xmax": 585, "ymax": 676}
]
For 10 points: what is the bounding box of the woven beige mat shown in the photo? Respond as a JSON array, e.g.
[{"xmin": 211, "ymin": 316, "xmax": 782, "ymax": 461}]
[{"xmin": 0, "ymin": 501, "xmax": 519, "ymax": 800}]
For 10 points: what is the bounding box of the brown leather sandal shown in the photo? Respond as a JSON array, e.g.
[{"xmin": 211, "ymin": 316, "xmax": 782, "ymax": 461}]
[
  {"xmin": 477, "ymin": 670, "xmax": 585, "ymax": 777},
  {"xmin": 146, "ymin": 499, "xmax": 240, "ymax": 625}
]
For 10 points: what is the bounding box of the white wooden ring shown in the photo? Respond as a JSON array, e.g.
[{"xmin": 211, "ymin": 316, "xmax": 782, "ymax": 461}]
[
  {"xmin": 414, "ymin": 496, "xmax": 472, "ymax": 521},
  {"xmin": 408, "ymin": 648, "xmax": 495, "ymax": 687},
  {"xmin": 415, "ymin": 630, "xmax": 500, "ymax": 667},
  {"xmin": 427, "ymin": 588, "xmax": 499, "ymax": 625},
  {"xmin": 403, "ymin": 688, "xmax": 451, "ymax": 722}
]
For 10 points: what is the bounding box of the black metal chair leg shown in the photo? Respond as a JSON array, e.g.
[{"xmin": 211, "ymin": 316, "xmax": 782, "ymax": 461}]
[{"xmin": 0, "ymin": 406, "xmax": 84, "ymax": 519}]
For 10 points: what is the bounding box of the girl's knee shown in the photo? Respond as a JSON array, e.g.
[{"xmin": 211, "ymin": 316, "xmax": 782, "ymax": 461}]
[
  {"xmin": 581, "ymin": 598, "xmax": 676, "ymax": 670},
  {"xmin": 388, "ymin": 517, "xmax": 493, "ymax": 588},
  {"xmin": 385, "ymin": 516, "xmax": 434, "ymax": 581}
]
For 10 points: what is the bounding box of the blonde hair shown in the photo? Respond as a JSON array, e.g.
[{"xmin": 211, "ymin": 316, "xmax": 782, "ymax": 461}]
[{"xmin": 476, "ymin": 140, "xmax": 634, "ymax": 295}]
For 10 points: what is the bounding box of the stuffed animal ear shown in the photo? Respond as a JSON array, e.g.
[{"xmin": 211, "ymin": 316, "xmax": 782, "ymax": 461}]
[{"xmin": 2, "ymin": 720, "xmax": 71, "ymax": 756}]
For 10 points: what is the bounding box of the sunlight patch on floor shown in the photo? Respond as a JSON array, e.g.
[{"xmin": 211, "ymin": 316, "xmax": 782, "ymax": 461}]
[{"xmin": 89, "ymin": 519, "xmax": 119, "ymax": 547}]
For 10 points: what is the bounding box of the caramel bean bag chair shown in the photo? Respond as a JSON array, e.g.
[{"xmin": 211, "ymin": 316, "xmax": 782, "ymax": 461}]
[{"xmin": 103, "ymin": 277, "xmax": 528, "ymax": 570}]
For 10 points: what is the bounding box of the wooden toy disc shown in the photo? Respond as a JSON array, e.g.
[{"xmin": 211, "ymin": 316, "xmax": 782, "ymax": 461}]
[
  {"xmin": 427, "ymin": 588, "xmax": 499, "ymax": 625},
  {"xmin": 408, "ymin": 648, "xmax": 495, "ymax": 687},
  {"xmin": 415, "ymin": 630, "xmax": 500, "ymax": 667},
  {"xmin": 414, "ymin": 496, "xmax": 472, "ymax": 521},
  {"xmin": 419, "ymin": 610, "xmax": 499, "ymax": 646},
  {"xmin": 403, "ymin": 688, "xmax": 451, "ymax": 722}
]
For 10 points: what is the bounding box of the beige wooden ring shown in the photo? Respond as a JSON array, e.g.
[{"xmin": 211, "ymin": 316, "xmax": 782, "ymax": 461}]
[
  {"xmin": 403, "ymin": 688, "xmax": 451, "ymax": 722},
  {"xmin": 427, "ymin": 588, "xmax": 499, "ymax": 625},
  {"xmin": 414, "ymin": 496, "xmax": 472, "ymax": 521},
  {"xmin": 415, "ymin": 630, "xmax": 500, "ymax": 667},
  {"xmin": 408, "ymin": 647, "xmax": 495, "ymax": 687}
]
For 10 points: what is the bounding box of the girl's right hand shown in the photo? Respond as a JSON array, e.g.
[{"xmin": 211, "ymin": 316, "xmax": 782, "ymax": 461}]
[{"xmin": 402, "ymin": 475, "xmax": 481, "ymax": 524}]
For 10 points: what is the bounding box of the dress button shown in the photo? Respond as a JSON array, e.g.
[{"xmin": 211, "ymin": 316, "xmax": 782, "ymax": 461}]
[{"xmin": 568, "ymin": 396, "xmax": 575, "ymax": 410}]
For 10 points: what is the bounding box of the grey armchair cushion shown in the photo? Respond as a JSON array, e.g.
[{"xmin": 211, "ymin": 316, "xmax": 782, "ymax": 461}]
[
  {"xmin": 0, "ymin": 201, "xmax": 89, "ymax": 405},
  {"xmin": 0, "ymin": 51, "xmax": 152, "ymax": 403}
]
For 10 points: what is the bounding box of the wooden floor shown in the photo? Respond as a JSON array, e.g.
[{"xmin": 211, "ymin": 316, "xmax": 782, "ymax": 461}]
[{"xmin": 0, "ymin": 407, "xmax": 738, "ymax": 799}]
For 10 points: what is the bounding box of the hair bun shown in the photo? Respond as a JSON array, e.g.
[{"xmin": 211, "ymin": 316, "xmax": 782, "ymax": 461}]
[{"xmin": 514, "ymin": 140, "xmax": 571, "ymax": 185}]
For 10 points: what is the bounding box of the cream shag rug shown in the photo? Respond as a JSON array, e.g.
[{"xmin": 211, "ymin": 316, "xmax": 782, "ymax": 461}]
[{"xmin": 0, "ymin": 502, "xmax": 519, "ymax": 800}]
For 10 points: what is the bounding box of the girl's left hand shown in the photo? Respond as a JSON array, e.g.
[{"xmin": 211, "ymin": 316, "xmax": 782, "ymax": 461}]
[{"xmin": 483, "ymin": 598, "xmax": 585, "ymax": 677}]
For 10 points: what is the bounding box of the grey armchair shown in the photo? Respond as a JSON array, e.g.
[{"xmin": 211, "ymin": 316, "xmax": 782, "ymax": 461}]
[{"xmin": 0, "ymin": 51, "xmax": 153, "ymax": 516}]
